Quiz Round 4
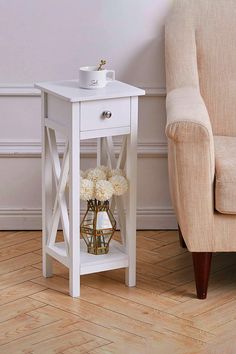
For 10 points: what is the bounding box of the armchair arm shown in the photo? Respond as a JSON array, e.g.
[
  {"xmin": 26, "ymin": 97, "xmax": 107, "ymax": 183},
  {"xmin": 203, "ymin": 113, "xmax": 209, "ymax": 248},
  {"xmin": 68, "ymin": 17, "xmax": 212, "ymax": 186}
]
[
  {"xmin": 166, "ymin": 86, "xmax": 215, "ymax": 178},
  {"xmin": 166, "ymin": 87, "xmax": 213, "ymax": 143},
  {"xmin": 166, "ymin": 87, "xmax": 215, "ymax": 251}
]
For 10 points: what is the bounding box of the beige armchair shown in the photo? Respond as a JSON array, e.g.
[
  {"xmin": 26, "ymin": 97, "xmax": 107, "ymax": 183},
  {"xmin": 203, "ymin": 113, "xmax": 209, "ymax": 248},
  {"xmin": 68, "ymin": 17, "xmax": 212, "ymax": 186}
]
[{"xmin": 165, "ymin": 0, "xmax": 236, "ymax": 299}]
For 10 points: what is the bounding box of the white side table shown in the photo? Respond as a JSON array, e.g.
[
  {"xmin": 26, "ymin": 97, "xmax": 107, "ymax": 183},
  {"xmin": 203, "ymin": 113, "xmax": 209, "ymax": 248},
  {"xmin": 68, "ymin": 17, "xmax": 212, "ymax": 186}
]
[{"xmin": 36, "ymin": 80, "xmax": 145, "ymax": 297}]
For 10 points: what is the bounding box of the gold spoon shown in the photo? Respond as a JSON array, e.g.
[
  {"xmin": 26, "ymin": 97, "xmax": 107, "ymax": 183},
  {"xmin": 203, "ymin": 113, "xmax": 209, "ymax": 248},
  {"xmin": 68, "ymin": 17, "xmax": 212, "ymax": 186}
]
[{"xmin": 97, "ymin": 59, "xmax": 106, "ymax": 71}]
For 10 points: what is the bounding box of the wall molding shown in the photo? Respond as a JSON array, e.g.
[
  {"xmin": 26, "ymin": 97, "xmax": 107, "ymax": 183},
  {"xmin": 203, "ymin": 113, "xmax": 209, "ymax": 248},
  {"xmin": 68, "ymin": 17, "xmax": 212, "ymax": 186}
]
[
  {"xmin": 0, "ymin": 140, "xmax": 168, "ymax": 158},
  {"xmin": 0, "ymin": 207, "xmax": 176, "ymax": 230},
  {"xmin": 0, "ymin": 85, "xmax": 40, "ymax": 97},
  {"xmin": 0, "ymin": 84, "xmax": 167, "ymax": 98}
]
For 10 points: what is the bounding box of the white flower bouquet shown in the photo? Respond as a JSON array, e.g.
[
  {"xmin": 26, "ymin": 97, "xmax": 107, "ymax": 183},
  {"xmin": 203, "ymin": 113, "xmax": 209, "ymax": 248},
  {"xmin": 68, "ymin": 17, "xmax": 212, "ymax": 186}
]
[
  {"xmin": 80, "ymin": 165, "xmax": 128, "ymax": 254},
  {"xmin": 80, "ymin": 166, "xmax": 128, "ymax": 202}
]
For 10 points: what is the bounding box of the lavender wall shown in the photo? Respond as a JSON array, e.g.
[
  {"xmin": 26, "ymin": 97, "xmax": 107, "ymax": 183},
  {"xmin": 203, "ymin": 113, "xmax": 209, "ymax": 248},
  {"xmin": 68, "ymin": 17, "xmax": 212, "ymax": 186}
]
[{"xmin": 0, "ymin": 0, "xmax": 175, "ymax": 229}]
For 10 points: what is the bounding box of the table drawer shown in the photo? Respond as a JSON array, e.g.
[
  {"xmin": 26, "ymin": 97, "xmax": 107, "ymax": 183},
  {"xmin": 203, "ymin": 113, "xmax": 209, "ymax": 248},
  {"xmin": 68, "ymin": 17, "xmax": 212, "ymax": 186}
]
[{"xmin": 80, "ymin": 97, "xmax": 130, "ymax": 131}]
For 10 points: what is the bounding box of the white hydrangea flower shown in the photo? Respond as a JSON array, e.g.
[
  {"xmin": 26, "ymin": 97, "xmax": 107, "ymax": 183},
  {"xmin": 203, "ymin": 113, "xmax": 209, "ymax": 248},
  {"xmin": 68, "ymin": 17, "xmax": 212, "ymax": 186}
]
[
  {"xmin": 97, "ymin": 165, "xmax": 110, "ymax": 177},
  {"xmin": 108, "ymin": 168, "xmax": 126, "ymax": 178},
  {"xmin": 95, "ymin": 180, "xmax": 114, "ymax": 201},
  {"xmin": 87, "ymin": 168, "xmax": 106, "ymax": 182},
  {"xmin": 84, "ymin": 168, "xmax": 92, "ymax": 178},
  {"xmin": 109, "ymin": 175, "xmax": 128, "ymax": 196},
  {"xmin": 80, "ymin": 179, "xmax": 95, "ymax": 201}
]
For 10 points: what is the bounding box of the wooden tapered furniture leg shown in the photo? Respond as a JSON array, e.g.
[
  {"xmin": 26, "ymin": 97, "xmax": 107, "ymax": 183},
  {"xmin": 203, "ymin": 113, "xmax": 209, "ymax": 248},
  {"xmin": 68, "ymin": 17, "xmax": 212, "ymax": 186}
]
[
  {"xmin": 192, "ymin": 252, "xmax": 212, "ymax": 299},
  {"xmin": 178, "ymin": 225, "xmax": 187, "ymax": 248}
]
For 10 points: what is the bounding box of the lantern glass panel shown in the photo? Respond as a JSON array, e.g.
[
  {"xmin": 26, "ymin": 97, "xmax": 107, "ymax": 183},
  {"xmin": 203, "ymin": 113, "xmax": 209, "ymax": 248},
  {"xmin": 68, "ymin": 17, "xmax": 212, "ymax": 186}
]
[{"xmin": 80, "ymin": 200, "xmax": 116, "ymax": 255}]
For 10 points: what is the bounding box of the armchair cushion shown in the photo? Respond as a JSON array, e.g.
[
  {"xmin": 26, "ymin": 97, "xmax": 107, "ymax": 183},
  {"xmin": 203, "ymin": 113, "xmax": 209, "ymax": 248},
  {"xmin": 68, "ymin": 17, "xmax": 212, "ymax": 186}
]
[{"xmin": 215, "ymin": 136, "xmax": 236, "ymax": 214}]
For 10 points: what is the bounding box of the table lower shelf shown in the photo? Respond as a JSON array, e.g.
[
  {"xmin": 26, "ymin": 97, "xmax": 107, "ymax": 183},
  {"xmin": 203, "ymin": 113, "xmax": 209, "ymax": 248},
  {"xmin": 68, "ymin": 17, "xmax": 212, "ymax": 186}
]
[{"xmin": 45, "ymin": 239, "xmax": 129, "ymax": 275}]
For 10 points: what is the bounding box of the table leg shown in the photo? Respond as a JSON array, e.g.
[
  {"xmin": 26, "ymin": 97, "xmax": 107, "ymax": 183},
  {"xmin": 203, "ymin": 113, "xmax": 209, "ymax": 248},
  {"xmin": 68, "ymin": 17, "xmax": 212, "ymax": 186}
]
[
  {"xmin": 69, "ymin": 103, "xmax": 81, "ymax": 297},
  {"xmin": 125, "ymin": 97, "xmax": 138, "ymax": 287},
  {"xmin": 42, "ymin": 93, "xmax": 53, "ymax": 277},
  {"xmin": 97, "ymin": 137, "xmax": 107, "ymax": 165}
]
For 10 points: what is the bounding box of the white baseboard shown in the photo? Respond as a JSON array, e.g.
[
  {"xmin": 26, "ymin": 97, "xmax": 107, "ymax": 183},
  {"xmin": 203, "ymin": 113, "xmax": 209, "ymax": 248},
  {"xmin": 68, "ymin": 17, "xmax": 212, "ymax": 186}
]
[
  {"xmin": 0, "ymin": 209, "xmax": 42, "ymax": 230},
  {"xmin": 137, "ymin": 207, "xmax": 177, "ymax": 229},
  {"xmin": 0, "ymin": 207, "xmax": 177, "ymax": 231}
]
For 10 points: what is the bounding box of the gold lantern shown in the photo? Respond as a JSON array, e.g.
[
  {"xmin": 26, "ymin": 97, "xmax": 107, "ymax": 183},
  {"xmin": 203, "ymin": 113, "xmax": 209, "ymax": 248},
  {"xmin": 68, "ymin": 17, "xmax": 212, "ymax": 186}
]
[{"xmin": 80, "ymin": 199, "xmax": 116, "ymax": 255}]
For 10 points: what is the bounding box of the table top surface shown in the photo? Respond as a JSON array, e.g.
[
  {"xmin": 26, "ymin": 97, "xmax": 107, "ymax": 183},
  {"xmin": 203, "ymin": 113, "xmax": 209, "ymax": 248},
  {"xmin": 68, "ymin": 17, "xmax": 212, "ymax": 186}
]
[{"xmin": 35, "ymin": 80, "xmax": 145, "ymax": 103}]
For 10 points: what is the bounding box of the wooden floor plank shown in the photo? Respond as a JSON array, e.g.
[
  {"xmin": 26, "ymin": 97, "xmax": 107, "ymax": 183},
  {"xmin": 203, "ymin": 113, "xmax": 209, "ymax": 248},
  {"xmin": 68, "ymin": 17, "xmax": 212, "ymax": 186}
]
[
  {"xmin": 0, "ymin": 266, "xmax": 42, "ymax": 291},
  {"xmin": 30, "ymin": 286, "xmax": 214, "ymax": 344},
  {"xmin": 30, "ymin": 331, "xmax": 109, "ymax": 354},
  {"xmin": 136, "ymin": 260, "xmax": 172, "ymax": 278},
  {"xmin": 32, "ymin": 260, "xmax": 69, "ymax": 279},
  {"xmin": 0, "ymin": 281, "xmax": 46, "ymax": 305},
  {"xmin": 152, "ymin": 241, "xmax": 187, "ymax": 258},
  {"xmin": 144, "ymin": 230, "xmax": 179, "ymax": 245},
  {"xmin": 193, "ymin": 297, "xmax": 236, "ymax": 332},
  {"xmin": 136, "ymin": 231, "xmax": 167, "ymax": 250},
  {"xmin": 0, "ymin": 297, "xmax": 45, "ymax": 323},
  {"xmin": 0, "ymin": 238, "xmax": 41, "ymax": 262},
  {"xmin": 0, "ymin": 230, "xmax": 235, "ymax": 353},
  {"xmin": 168, "ymin": 283, "xmax": 236, "ymax": 319},
  {"xmin": 0, "ymin": 252, "xmax": 41, "ymax": 276},
  {"xmin": 0, "ymin": 319, "xmax": 83, "ymax": 353},
  {"xmin": 0, "ymin": 310, "xmax": 58, "ymax": 346},
  {"xmin": 97, "ymin": 268, "xmax": 174, "ymax": 293},
  {"xmin": 81, "ymin": 273, "xmax": 180, "ymax": 309},
  {"xmin": 158, "ymin": 252, "xmax": 193, "ymax": 271},
  {"xmin": 0, "ymin": 231, "xmax": 41, "ymax": 248}
]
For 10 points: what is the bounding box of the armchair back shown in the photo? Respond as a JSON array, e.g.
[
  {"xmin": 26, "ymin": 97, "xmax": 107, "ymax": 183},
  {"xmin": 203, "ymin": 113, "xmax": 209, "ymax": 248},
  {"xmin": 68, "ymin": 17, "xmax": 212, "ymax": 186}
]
[{"xmin": 165, "ymin": 0, "xmax": 236, "ymax": 136}]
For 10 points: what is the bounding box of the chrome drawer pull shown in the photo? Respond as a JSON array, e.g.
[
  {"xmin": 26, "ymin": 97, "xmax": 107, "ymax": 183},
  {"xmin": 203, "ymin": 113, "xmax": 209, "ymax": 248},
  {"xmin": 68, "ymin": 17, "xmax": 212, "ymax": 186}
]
[{"xmin": 102, "ymin": 111, "xmax": 112, "ymax": 119}]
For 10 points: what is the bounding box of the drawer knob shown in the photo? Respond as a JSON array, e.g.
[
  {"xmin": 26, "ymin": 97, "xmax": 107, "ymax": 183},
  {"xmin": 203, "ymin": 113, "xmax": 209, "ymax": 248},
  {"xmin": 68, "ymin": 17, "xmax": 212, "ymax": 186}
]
[{"xmin": 102, "ymin": 111, "xmax": 112, "ymax": 119}]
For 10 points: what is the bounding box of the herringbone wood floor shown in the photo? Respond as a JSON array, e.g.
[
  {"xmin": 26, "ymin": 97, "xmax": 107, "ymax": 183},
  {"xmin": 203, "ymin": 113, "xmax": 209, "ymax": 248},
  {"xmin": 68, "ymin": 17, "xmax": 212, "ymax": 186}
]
[{"xmin": 0, "ymin": 230, "xmax": 236, "ymax": 353}]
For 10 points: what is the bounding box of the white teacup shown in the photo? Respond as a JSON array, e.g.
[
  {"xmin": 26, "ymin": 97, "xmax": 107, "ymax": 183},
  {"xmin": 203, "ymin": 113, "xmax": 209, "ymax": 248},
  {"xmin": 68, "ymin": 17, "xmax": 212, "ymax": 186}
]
[{"xmin": 79, "ymin": 66, "xmax": 115, "ymax": 89}]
